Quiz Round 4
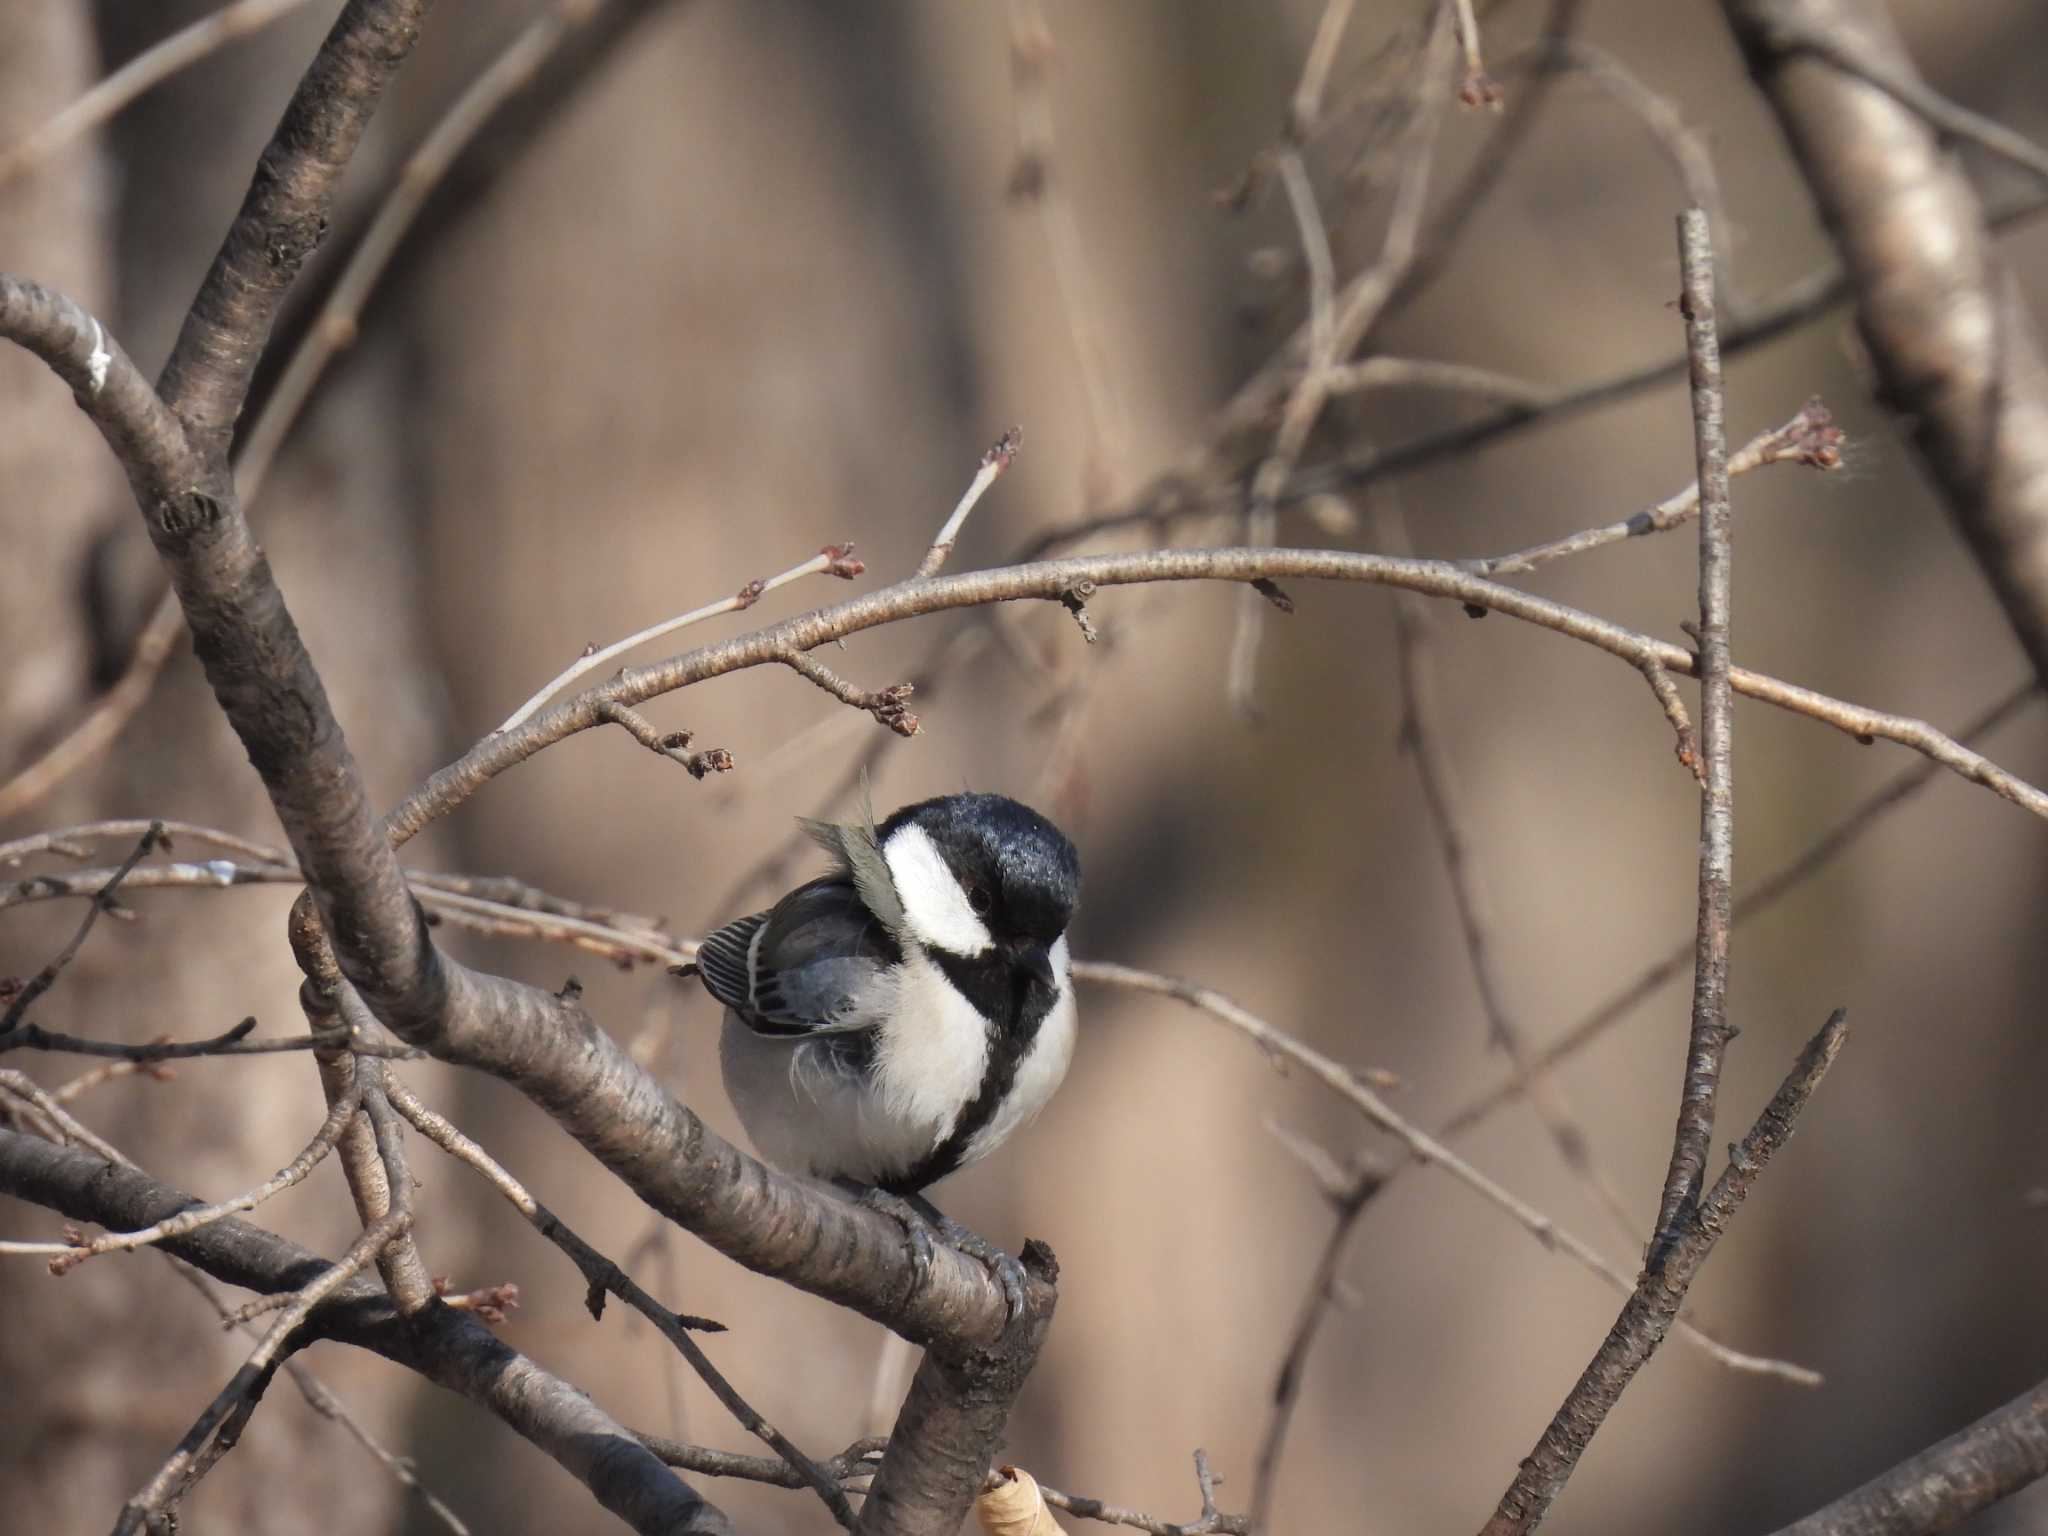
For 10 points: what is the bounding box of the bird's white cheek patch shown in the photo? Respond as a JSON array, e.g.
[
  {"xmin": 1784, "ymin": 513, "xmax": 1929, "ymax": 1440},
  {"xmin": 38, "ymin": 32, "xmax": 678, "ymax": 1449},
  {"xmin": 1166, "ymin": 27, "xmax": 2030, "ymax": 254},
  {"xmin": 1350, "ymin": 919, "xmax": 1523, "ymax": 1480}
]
[{"xmin": 883, "ymin": 825, "xmax": 993, "ymax": 956}]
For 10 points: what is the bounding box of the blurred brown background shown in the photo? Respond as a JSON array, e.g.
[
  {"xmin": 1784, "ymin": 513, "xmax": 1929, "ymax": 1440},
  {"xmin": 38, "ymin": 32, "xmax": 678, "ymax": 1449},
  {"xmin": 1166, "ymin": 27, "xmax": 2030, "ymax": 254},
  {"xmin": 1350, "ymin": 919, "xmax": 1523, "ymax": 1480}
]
[{"xmin": 4, "ymin": 1, "xmax": 2048, "ymax": 1532}]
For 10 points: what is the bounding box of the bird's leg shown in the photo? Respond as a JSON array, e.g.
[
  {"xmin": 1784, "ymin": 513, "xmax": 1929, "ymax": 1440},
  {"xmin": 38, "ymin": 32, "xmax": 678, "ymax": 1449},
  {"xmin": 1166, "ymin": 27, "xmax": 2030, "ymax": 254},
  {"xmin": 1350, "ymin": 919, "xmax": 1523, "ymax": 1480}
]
[
  {"xmin": 836, "ymin": 1182, "xmax": 1028, "ymax": 1323},
  {"xmin": 839, "ymin": 1180, "xmax": 941, "ymax": 1300},
  {"xmin": 906, "ymin": 1194, "xmax": 1028, "ymax": 1324}
]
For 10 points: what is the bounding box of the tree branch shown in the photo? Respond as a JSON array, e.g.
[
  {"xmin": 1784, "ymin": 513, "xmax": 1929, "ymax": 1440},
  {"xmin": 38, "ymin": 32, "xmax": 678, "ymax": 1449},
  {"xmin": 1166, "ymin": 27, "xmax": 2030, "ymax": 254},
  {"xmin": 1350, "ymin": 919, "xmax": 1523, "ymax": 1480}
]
[
  {"xmin": 1724, "ymin": 0, "xmax": 2048, "ymax": 689},
  {"xmin": 1650, "ymin": 207, "xmax": 1738, "ymax": 1263},
  {"xmin": 1478, "ymin": 1010, "xmax": 1848, "ymax": 1535},
  {"xmin": 0, "ymin": 1127, "xmax": 730, "ymax": 1535},
  {"xmin": 391, "ymin": 547, "xmax": 2048, "ymax": 845},
  {"xmin": 1763, "ymin": 1376, "xmax": 2048, "ymax": 1536},
  {"xmin": 154, "ymin": 0, "xmax": 436, "ymax": 459}
]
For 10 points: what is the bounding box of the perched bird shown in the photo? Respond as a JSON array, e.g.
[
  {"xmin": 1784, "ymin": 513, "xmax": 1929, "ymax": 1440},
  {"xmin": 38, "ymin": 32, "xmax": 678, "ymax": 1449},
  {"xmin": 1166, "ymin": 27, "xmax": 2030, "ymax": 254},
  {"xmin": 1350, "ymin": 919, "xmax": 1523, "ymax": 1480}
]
[{"xmin": 692, "ymin": 791, "xmax": 1081, "ymax": 1313}]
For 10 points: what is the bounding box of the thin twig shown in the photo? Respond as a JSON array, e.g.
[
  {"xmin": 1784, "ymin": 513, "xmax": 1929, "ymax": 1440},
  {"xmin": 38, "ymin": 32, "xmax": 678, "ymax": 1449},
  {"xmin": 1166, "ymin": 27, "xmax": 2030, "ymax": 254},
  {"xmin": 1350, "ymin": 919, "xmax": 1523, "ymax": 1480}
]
[
  {"xmin": 2, "ymin": 1082, "xmax": 362, "ymax": 1270},
  {"xmin": 388, "ymin": 545, "xmax": 2048, "ymax": 848},
  {"xmin": 1249, "ymin": 1131, "xmax": 1386, "ymax": 1534},
  {"xmin": 1073, "ymin": 963, "xmax": 1820, "ymax": 1384},
  {"xmin": 0, "ymin": 0, "xmax": 320, "ymax": 189},
  {"xmin": 776, "ymin": 649, "xmax": 922, "ymax": 737},
  {"xmin": 383, "ymin": 1081, "xmax": 855, "ymax": 1529},
  {"xmin": 1457, "ymin": 400, "xmax": 1841, "ymax": 577},
  {"xmin": 595, "ymin": 700, "xmax": 736, "ymax": 781},
  {"xmin": 1229, "ymin": 4, "xmax": 1453, "ymax": 716},
  {"xmin": 0, "ymin": 822, "xmax": 161, "ymax": 1034},
  {"xmin": 1650, "ymin": 207, "xmax": 1737, "ymax": 1265},
  {"xmin": 0, "ymin": 1068, "xmax": 134, "ymax": 1166},
  {"xmin": 496, "ymin": 545, "xmax": 861, "ymax": 735},
  {"xmin": 111, "ymin": 1206, "xmax": 415, "ymax": 1536},
  {"xmin": 1381, "ymin": 512, "xmax": 1642, "ymax": 1249},
  {"xmin": 0, "ymin": 818, "xmax": 286, "ymax": 868},
  {"xmin": 1479, "ymin": 1012, "xmax": 1848, "ymax": 1535},
  {"xmin": 917, "ymin": 429, "xmax": 1023, "ymax": 579},
  {"xmin": 165, "ymin": 1256, "xmax": 472, "ymax": 1534},
  {"xmin": 1450, "ymin": 0, "xmax": 1502, "ymax": 107}
]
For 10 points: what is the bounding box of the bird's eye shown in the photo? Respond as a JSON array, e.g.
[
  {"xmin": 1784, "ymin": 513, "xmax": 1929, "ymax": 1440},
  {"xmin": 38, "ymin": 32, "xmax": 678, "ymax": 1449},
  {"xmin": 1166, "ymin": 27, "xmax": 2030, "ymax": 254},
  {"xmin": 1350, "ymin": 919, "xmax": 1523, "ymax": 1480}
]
[{"xmin": 967, "ymin": 884, "xmax": 993, "ymax": 916}]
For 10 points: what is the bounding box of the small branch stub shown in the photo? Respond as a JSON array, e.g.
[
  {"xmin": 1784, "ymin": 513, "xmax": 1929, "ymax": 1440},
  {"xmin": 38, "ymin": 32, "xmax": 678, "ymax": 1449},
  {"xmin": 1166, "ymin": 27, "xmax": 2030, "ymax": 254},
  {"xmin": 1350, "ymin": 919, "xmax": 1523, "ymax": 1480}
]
[{"xmin": 1060, "ymin": 582, "xmax": 1099, "ymax": 643}]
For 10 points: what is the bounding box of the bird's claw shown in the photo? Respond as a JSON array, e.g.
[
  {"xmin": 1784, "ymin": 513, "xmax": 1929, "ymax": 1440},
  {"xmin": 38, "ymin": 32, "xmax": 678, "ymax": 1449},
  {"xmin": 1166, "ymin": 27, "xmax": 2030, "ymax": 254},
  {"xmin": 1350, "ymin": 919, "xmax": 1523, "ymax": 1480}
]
[
  {"xmin": 853, "ymin": 1186, "xmax": 941, "ymax": 1298},
  {"xmin": 931, "ymin": 1218, "xmax": 1029, "ymax": 1325},
  {"xmin": 846, "ymin": 1185, "xmax": 1029, "ymax": 1323}
]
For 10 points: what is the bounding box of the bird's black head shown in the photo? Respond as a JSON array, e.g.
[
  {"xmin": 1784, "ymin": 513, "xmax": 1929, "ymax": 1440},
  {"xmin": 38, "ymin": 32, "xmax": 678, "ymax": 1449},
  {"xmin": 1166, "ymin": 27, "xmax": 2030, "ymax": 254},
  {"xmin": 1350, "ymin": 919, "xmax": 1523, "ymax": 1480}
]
[{"xmin": 878, "ymin": 792, "xmax": 1080, "ymax": 959}]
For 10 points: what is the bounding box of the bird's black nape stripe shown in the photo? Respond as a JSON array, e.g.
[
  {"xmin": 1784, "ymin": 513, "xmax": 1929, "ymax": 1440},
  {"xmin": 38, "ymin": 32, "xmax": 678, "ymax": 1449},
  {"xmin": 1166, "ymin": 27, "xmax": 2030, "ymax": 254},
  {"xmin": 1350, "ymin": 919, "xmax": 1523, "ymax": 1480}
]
[{"xmin": 884, "ymin": 948, "xmax": 1056, "ymax": 1195}]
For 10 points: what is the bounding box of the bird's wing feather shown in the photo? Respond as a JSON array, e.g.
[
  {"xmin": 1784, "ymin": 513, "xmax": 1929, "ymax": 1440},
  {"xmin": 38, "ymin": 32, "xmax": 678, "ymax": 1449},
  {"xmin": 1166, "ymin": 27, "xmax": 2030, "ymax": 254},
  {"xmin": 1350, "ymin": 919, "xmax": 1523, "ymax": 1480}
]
[
  {"xmin": 699, "ymin": 874, "xmax": 902, "ymax": 1038},
  {"xmin": 797, "ymin": 809, "xmax": 906, "ymax": 939}
]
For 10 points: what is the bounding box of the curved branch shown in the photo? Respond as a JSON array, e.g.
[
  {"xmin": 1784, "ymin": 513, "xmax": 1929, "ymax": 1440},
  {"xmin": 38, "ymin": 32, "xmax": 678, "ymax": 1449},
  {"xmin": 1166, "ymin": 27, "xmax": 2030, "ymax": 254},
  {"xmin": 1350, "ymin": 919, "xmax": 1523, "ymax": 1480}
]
[
  {"xmin": 391, "ymin": 546, "xmax": 2048, "ymax": 844},
  {"xmin": 0, "ymin": 275, "xmax": 197, "ymax": 499},
  {"xmin": 0, "ymin": 1127, "xmax": 728, "ymax": 1535}
]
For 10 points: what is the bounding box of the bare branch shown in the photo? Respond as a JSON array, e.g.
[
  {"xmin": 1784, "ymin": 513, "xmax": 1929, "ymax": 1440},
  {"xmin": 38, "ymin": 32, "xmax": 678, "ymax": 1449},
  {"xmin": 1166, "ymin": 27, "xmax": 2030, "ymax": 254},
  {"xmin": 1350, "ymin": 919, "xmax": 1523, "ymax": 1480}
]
[
  {"xmin": 499, "ymin": 546, "xmax": 860, "ymax": 736},
  {"xmin": 857, "ymin": 1240, "xmax": 1059, "ymax": 1536},
  {"xmin": 1762, "ymin": 1373, "xmax": 2048, "ymax": 1536},
  {"xmin": 111, "ymin": 1204, "xmax": 414, "ymax": 1535},
  {"xmin": 1722, "ymin": 0, "xmax": 2048, "ymax": 686},
  {"xmin": 1479, "ymin": 1011, "xmax": 1848, "ymax": 1535},
  {"xmin": 777, "ymin": 649, "xmax": 922, "ymax": 737},
  {"xmin": 0, "ymin": 1127, "xmax": 732, "ymax": 1535},
  {"xmin": 1436, "ymin": 682, "xmax": 2037, "ymax": 1140},
  {"xmin": 154, "ymin": 0, "xmax": 436, "ymax": 460},
  {"xmin": 918, "ymin": 429, "xmax": 1023, "ymax": 579},
  {"xmin": 1249, "ymin": 1139, "xmax": 1386, "ymax": 1533},
  {"xmin": 1458, "ymin": 400, "xmax": 1842, "ymax": 577},
  {"xmin": 1073, "ymin": 963, "xmax": 1818, "ymax": 1384},
  {"xmin": 0, "ymin": 0, "xmax": 320, "ymax": 190},
  {"xmin": 596, "ymin": 700, "xmax": 736, "ymax": 781},
  {"xmin": 1651, "ymin": 207, "xmax": 1737, "ymax": 1264},
  {"xmin": 0, "ymin": 278, "xmax": 196, "ymax": 501},
  {"xmin": 390, "ymin": 546, "xmax": 2048, "ymax": 844},
  {"xmin": 4, "ymin": 1081, "xmax": 361, "ymax": 1271},
  {"xmin": 1, "ymin": 821, "xmax": 162, "ymax": 1034},
  {"xmin": 382, "ymin": 1080, "xmax": 855, "ymax": 1529}
]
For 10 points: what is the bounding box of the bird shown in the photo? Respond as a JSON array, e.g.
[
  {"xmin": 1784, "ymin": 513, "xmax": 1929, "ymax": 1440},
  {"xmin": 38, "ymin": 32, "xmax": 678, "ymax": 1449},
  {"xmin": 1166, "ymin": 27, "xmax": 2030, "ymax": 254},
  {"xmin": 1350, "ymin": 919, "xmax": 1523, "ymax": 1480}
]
[{"xmin": 689, "ymin": 791, "xmax": 1081, "ymax": 1317}]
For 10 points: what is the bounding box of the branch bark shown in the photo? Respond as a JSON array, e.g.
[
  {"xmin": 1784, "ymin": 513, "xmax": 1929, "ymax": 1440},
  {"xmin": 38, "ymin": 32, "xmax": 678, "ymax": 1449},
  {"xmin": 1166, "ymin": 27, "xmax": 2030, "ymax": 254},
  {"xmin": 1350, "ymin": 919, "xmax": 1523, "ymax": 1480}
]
[
  {"xmin": 0, "ymin": 1127, "xmax": 729, "ymax": 1535},
  {"xmin": 1478, "ymin": 1011, "xmax": 1848, "ymax": 1535},
  {"xmin": 1724, "ymin": 0, "xmax": 2048, "ymax": 688},
  {"xmin": 1764, "ymin": 1376, "xmax": 2048, "ymax": 1536}
]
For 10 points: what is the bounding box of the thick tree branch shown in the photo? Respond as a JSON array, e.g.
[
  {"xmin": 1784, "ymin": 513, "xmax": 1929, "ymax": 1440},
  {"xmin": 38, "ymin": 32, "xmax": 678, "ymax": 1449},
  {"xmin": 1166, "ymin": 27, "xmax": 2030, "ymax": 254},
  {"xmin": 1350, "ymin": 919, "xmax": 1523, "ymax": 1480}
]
[
  {"xmin": 1724, "ymin": 0, "xmax": 2048, "ymax": 689},
  {"xmin": 0, "ymin": 276, "xmax": 198, "ymax": 502},
  {"xmin": 154, "ymin": 0, "xmax": 436, "ymax": 460},
  {"xmin": 1763, "ymin": 1376, "xmax": 2048, "ymax": 1536},
  {"xmin": 857, "ymin": 1242, "xmax": 1059, "ymax": 1536},
  {"xmin": 0, "ymin": 1128, "xmax": 729, "ymax": 1535}
]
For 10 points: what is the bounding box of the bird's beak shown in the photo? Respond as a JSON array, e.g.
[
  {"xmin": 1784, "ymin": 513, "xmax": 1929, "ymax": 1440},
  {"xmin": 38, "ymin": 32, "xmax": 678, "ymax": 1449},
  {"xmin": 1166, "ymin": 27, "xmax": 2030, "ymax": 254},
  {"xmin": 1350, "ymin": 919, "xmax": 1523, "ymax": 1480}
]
[{"xmin": 1015, "ymin": 943, "xmax": 1056, "ymax": 991}]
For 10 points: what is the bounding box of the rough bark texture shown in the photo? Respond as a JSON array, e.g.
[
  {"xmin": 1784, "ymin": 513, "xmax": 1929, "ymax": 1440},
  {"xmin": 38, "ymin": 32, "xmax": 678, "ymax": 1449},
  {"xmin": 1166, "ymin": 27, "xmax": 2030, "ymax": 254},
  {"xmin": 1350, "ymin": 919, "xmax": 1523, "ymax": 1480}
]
[{"xmin": 1725, "ymin": 0, "xmax": 2048, "ymax": 687}]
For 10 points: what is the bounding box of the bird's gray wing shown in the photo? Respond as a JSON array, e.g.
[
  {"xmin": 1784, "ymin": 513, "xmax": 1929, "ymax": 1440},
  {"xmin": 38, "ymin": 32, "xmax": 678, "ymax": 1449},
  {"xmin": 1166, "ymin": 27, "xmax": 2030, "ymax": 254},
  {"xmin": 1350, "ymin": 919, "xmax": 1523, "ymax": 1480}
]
[{"xmin": 696, "ymin": 874, "xmax": 903, "ymax": 1038}]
